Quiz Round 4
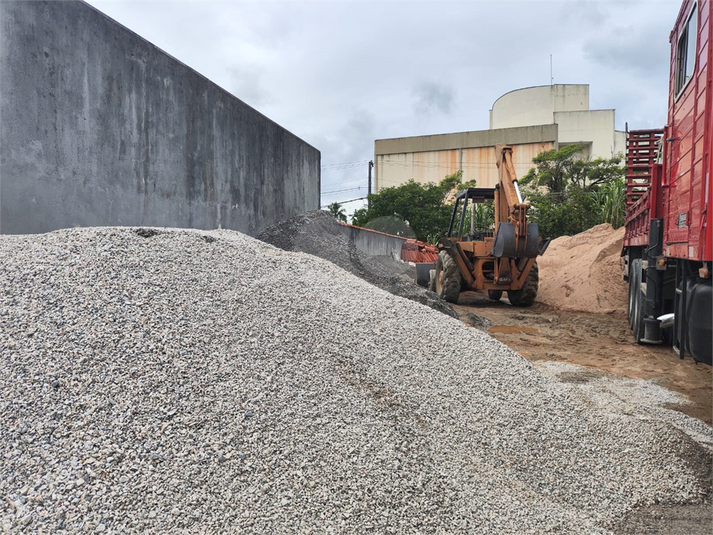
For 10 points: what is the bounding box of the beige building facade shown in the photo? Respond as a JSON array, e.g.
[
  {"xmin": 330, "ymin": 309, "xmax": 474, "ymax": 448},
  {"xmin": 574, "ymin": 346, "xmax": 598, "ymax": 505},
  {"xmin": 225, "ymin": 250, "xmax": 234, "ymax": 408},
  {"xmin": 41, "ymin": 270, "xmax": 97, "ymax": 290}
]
[{"xmin": 374, "ymin": 84, "xmax": 626, "ymax": 192}]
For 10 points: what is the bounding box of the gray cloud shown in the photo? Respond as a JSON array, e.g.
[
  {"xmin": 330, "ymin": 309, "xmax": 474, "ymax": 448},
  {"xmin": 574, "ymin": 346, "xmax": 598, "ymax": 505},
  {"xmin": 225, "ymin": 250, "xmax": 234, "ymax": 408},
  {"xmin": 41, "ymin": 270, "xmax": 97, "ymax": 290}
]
[
  {"xmin": 558, "ymin": 0, "xmax": 610, "ymax": 27},
  {"xmin": 412, "ymin": 81, "xmax": 455, "ymax": 115},
  {"xmin": 227, "ymin": 65, "xmax": 275, "ymax": 109},
  {"xmin": 584, "ymin": 22, "xmax": 672, "ymax": 78}
]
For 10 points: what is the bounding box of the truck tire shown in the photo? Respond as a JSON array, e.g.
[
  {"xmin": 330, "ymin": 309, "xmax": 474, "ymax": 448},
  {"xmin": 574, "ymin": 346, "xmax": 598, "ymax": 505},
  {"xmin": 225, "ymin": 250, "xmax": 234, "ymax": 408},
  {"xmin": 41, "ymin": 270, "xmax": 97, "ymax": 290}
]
[
  {"xmin": 487, "ymin": 290, "xmax": 503, "ymax": 301},
  {"xmin": 630, "ymin": 258, "xmax": 645, "ymax": 343},
  {"xmin": 507, "ymin": 262, "xmax": 538, "ymax": 307},
  {"xmin": 627, "ymin": 258, "xmax": 636, "ymax": 329},
  {"xmin": 435, "ymin": 251, "xmax": 461, "ymax": 303}
]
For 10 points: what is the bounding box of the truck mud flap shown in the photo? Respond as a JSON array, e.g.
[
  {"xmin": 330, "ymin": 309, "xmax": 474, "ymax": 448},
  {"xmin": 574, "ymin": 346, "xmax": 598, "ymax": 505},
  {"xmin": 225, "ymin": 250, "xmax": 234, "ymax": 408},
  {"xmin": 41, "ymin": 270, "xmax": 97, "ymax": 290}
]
[{"xmin": 492, "ymin": 223, "xmax": 539, "ymax": 258}]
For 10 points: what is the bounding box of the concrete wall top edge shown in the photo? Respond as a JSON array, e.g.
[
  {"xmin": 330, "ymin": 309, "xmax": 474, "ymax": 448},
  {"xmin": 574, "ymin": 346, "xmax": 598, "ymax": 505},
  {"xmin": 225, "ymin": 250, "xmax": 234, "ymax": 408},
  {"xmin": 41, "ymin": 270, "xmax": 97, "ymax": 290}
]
[
  {"xmin": 78, "ymin": 1, "xmax": 319, "ymax": 153},
  {"xmin": 338, "ymin": 221, "xmax": 408, "ymax": 242},
  {"xmin": 374, "ymin": 124, "xmax": 558, "ymax": 156}
]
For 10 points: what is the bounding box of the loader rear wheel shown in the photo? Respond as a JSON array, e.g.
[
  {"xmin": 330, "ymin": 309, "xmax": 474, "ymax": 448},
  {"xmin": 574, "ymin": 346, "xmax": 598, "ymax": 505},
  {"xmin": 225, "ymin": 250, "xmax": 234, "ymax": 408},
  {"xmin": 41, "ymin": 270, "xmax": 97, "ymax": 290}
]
[
  {"xmin": 435, "ymin": 251, "xmax": 461, "ymax": 303},
  {"xmin": 507, "ymin": 262, "xmax": 538, "ymax": 307},
  {"xmin": 487, "ymin": 290, "xmax": 503, "ymax": 301}
]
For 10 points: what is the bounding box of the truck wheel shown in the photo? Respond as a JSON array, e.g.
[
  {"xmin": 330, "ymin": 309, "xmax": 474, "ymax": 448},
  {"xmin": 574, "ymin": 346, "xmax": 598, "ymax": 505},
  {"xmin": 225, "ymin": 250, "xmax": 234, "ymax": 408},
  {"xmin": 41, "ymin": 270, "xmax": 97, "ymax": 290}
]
[
  {"xmin": 435, "ymin": 251, "xmax": 461, "ymax": 303},
  {"xmin": 631, "ymin": 258, "xmax": 645, "ymax": 343},
  {"xmin": 627, "ymin": 259, "xmax": 636, "ymax": 329},
  {"xmin": 507, "ymin": 262, "xmax": 538, "ymax": 307},
  {"xmin": 487, "ymin": 290, "xmax": 503, "ymax": 301}
]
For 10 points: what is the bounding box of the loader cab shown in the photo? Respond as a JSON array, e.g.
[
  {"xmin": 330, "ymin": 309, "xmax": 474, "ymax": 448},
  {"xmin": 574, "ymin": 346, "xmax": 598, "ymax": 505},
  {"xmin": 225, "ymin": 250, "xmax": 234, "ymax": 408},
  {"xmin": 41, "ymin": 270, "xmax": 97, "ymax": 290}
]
[{"xmin": 447, "ymin": 188, "xmax": 496, "ymax": 241}]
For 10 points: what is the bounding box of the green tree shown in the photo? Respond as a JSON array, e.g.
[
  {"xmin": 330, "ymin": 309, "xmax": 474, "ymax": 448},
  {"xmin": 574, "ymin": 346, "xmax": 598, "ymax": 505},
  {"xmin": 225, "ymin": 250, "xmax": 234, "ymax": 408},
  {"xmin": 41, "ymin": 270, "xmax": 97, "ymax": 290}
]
[
  {"xmin": 594, "ymin": 177, "xmax": 626, "ymax": 229},
  {"xmin": 327, "ymin": 202, "xmax": 348, "ymax": 223},
  {"xmin": 521, "ymin": 145, "xmax": 625, "ymax": 238},
  {"xmin": 351, "ymin": 171, "xmax": 475, "ymax": 242},
  {"xmin": 469, "ymin": 200, "xmax": 495, "ymax": 231},
  {"xmin": 520, "ymin": 144, "xmax": 585, "ymax": 193}
]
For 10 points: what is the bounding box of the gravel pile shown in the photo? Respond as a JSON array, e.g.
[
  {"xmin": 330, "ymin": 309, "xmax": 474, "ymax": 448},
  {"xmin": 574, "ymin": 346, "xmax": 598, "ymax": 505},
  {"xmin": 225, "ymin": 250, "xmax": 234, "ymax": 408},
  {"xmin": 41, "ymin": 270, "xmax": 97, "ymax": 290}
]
[
  {"xmin": 257, "ymin": 210, "xmax": 458, "ymax": 319},
  {"xmin": 1, "ymin": 227, "xmax": 711, "ymax": 534},
  {"xmin": 535, "ymin": 362, "xmax": 713, "ymax": 454}
]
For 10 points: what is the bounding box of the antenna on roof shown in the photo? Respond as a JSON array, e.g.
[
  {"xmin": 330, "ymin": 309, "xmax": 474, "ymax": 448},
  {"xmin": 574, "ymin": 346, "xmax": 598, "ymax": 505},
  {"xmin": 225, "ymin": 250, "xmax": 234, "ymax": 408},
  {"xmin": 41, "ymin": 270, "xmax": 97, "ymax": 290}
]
[{"xmin": 550, "ymin": 54, "xmax": 553, "ymax": 86}]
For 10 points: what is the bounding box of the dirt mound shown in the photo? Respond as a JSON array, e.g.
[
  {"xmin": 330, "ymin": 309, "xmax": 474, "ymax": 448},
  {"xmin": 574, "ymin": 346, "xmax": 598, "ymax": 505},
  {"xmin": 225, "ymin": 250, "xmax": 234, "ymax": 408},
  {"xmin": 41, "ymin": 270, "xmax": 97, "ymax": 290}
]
[
  {"xmin": 536, "ymin": 224, "xmax": 627, "ymax": 313},
  {"xmin": 258, "ymin": 210, "xmax": 458, "ymax": 319}
]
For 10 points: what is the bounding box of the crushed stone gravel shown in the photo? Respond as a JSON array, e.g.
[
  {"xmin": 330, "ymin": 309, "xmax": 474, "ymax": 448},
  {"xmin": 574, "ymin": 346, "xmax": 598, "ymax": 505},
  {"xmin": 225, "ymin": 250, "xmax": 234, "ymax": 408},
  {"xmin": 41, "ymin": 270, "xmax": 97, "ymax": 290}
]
[
  {"xmin": 257, "ymin": 210, "xmax": 458, "ymax": 319},
  {"xmin": 1, "ymin": 226, "xmax": 711, "ymax": 534}
]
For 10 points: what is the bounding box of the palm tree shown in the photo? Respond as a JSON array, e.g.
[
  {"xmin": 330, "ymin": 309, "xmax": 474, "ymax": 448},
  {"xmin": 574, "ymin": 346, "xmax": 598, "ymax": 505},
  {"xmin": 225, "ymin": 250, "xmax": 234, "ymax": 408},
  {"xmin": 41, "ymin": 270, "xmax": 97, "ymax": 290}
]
[{"xmin": 327, "ymin": 202, "xmax": 348, "ymax": 223}]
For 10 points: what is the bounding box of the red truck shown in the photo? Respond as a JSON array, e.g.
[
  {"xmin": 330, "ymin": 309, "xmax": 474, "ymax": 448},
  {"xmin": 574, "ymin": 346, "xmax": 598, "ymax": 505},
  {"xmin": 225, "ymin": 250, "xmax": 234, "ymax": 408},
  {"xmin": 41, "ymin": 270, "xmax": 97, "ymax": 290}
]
[{"xmin": 623, "ymin": 0, "xmax": 712, "ymax": 364}]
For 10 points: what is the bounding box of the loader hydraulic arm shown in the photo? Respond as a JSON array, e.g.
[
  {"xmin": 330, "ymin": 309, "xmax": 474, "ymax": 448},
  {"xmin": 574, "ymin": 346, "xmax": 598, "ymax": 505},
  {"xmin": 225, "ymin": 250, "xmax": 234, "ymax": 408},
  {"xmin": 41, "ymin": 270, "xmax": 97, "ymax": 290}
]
[
  {"xmin": 495, "ymin": 144, "xmax": 529, "ymax": 244},
  {"xmin": 491, "ymin": 144, "xmax": 540, "ymax": 259}
]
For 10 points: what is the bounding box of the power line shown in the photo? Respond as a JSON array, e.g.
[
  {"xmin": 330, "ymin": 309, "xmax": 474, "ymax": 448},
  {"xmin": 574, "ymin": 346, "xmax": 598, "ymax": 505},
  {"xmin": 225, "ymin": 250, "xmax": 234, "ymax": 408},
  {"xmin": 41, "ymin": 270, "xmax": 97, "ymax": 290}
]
[
  {"xmin": 320, "ymin": 177, "xmax": 369, "ymax": 188},
  {"xmin": 321, "ymin": 186, "xmax": 367, "ymax": 195},
  {"xmin": 321, "ymin": 160, "xmax": 370, "ymax": 171},
  {"xmin": 320, "ymin": 196, "xmax": 367, "ymax": 208}
]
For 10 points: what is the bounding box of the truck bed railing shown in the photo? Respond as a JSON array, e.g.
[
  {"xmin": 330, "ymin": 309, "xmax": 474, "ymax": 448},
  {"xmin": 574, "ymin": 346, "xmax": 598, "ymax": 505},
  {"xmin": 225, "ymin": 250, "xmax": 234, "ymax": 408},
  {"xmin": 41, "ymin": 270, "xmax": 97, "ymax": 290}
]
[
  {"xmin": 626, "ymin": 129, "xmax": 663, "ymax": 208},
  {"xmin": 624, "ymin": 129, "xmax": 664, "ymax": 248}
]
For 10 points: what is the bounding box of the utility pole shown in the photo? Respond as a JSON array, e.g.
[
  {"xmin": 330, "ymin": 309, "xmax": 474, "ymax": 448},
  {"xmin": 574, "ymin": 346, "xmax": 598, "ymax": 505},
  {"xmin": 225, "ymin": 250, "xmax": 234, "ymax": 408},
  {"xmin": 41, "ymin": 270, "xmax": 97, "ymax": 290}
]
[{"xmin": 368, "ymin": 160, "xmax": 374, "ymax": 209}]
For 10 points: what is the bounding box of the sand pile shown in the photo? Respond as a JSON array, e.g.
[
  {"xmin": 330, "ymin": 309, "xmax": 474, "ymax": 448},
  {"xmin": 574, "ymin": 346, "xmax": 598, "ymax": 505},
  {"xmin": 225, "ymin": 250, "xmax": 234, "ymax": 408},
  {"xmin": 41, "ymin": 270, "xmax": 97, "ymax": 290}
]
[
  {"xmin": 1, "ymin": 227, "xmax": 710, "ymax": 534},
  {"xmin": 536, "ymin": 224, "xmax": 627, "ymax": 313}
]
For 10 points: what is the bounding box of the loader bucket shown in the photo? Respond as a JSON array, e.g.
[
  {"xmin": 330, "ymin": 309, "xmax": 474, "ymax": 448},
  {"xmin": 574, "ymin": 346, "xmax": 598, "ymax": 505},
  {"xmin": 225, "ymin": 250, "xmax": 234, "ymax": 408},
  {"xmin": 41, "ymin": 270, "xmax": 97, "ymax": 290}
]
[{"xmin": 492, "ymin": 222, "xmax": 540, "ymax": 258}]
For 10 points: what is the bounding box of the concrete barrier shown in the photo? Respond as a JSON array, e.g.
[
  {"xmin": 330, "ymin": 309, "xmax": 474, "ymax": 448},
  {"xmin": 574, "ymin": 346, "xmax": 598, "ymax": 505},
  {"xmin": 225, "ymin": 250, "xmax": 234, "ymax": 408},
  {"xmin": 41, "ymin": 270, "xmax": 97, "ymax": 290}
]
[
  {"xmin": 0, "ymin": 1, "xmax": 320, "ymax": 235},
  {"xmin": 336, "ymin": 223, "xmax": 407, "ymax": 258}
]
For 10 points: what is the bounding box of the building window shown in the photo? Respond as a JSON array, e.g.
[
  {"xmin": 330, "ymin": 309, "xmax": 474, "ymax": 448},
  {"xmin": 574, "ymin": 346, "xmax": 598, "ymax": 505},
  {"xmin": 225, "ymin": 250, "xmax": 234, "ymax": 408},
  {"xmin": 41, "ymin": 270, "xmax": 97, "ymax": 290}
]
[{"xmin": 675, "ymin": 3, "xmax": 698, "ymax": 96}]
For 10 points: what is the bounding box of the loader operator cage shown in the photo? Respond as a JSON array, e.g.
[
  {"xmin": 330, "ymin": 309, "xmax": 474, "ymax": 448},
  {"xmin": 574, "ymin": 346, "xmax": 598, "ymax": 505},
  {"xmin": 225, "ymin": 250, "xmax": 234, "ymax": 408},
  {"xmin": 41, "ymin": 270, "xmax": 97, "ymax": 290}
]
[{"xmin": 447, "ymin": 188, "xmax": 496, "ymax": 241}]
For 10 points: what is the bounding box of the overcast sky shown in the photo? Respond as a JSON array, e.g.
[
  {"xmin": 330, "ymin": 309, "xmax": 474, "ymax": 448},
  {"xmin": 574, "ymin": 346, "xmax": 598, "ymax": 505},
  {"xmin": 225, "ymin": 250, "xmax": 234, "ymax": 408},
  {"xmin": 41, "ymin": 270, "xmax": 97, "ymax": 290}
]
[{"xmin": 87, "ymin": 0, "xmax": 684, "ymax": 216}]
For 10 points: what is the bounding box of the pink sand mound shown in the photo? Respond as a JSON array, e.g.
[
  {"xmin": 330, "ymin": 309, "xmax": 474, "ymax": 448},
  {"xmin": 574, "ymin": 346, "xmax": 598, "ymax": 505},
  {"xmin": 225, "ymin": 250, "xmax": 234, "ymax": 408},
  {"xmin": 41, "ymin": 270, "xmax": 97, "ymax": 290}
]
[{"xmin": 536, "ymin": 224, "xmax": 627, "ymax": 314}]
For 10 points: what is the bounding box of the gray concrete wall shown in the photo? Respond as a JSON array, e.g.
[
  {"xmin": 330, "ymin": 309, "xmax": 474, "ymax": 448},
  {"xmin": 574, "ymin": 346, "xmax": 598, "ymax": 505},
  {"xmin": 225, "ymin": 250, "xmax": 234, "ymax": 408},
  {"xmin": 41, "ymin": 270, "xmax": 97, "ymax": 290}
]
[
  {"xmin": 336, "ymin": 223, "xmax": 406, "ymax": 258},
  {"xmin": 0, "ymin": 1, "xmax": 320, "ymax": 235}
]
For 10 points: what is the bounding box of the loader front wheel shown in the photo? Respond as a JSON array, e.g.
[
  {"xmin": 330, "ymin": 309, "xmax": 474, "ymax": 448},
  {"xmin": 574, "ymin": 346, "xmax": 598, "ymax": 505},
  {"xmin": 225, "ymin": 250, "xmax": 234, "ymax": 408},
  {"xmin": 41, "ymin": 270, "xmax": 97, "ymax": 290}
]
[
  {"xmin": 507, "ymin": 262, "xmax": 538, "ymax": 307},
  {"xmin": 435, "ymin": 251, "xmax": 461, "ymax": 303}
]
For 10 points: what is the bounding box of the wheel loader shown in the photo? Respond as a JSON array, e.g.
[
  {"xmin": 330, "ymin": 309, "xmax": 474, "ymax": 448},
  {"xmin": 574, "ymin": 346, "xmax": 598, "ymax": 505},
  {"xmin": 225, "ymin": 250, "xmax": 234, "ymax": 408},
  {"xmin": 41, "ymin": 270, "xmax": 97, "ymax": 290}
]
[{"xmin": 430, "ymin": 145, "xmax": 550, "ymax": 306}]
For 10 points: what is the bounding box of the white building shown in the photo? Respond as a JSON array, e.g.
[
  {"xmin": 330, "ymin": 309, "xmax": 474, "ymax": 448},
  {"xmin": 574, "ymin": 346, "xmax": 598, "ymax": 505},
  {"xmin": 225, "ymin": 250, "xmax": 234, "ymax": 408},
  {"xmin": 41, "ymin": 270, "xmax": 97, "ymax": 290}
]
[
  {"xmin": 490, "ymin": 84, "xmax": 626, "ymax": 159},
  {"xmin": 374, "ymin": 84, "xmax": 627, "ymax": 192}
]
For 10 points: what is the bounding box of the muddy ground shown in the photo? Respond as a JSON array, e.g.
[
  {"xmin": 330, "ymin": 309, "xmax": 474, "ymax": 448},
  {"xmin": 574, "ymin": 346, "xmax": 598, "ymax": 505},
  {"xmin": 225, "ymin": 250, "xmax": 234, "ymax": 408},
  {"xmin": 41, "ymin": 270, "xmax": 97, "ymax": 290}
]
[{"xmin": 454, "ymin": 291, "xmax": 712, "ymax": 425}]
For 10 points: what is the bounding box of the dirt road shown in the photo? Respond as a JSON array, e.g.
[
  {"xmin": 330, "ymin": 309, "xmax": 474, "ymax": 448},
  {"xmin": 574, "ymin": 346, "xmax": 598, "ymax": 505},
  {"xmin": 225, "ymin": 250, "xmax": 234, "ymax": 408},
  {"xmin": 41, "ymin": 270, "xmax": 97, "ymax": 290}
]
[{"xmin": 455, "ymin": 291, "xmax": 712, "ymax": 425}]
